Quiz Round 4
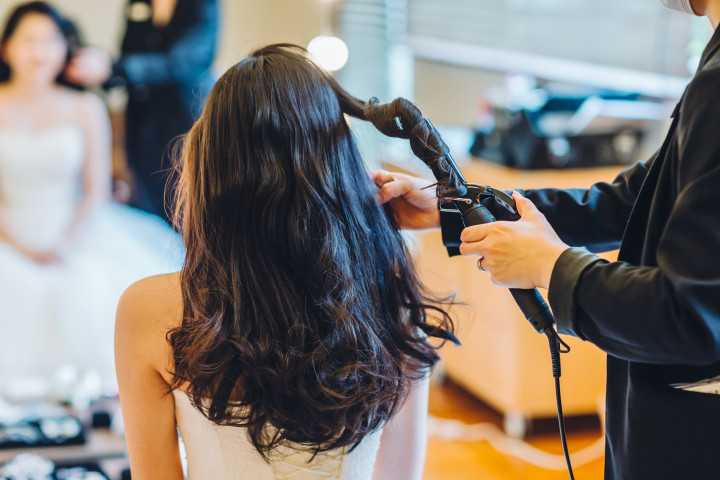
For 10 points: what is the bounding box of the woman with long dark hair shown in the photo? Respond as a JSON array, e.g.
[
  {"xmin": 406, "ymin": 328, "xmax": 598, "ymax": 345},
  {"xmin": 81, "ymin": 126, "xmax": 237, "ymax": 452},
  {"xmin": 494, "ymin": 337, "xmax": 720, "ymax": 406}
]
[
  {"xmin": 0, "ymin": 1, "xmax": 181, "ymax": 384},
  {"xmin": 115, "ymin": 44, "xmax": 455, "ymax": 479}
]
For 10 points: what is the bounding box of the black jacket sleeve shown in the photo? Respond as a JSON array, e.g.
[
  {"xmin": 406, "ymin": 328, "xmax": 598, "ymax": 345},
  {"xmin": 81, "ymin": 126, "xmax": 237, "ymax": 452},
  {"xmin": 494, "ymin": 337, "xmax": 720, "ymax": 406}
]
[
  {"xmin": 548, "ymin": 67, "xmax": 720, "ymax": 366},
  {"xmin": 523, "ymin": 157, "xmax": 654, "ymax": 253},
  {"xmin": 116, "ymin": 0, "xmax": 218, "ymax": 87}
]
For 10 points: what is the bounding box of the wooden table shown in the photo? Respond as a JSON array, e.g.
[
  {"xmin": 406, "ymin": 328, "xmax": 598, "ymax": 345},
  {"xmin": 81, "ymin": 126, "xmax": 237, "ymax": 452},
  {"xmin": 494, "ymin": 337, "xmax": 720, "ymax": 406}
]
[{"xmin": 0, "ymin": 429, "xmax": 126, "ymax": 465}]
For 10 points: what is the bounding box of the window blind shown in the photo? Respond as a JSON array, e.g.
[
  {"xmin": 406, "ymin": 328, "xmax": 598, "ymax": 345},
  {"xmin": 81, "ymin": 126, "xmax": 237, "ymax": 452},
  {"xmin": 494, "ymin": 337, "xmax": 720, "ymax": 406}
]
[
  {"xmin": 337, "ymin": 0, "xmax": 402, "ymax": 101},
  {"xmin": 337, "ymin": 0, "xmax": 411, "ymax": 165},
  {"xmin": 407, "ymin": 0, "xmax": 698, "ymax": 78}
]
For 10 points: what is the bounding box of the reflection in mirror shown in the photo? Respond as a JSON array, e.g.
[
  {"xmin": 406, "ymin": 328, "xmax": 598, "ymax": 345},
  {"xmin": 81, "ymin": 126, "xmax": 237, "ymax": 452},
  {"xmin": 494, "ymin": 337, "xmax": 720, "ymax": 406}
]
[{"xmin": 0, "ymin": 0, "xmax": 182, "ymax": 410}]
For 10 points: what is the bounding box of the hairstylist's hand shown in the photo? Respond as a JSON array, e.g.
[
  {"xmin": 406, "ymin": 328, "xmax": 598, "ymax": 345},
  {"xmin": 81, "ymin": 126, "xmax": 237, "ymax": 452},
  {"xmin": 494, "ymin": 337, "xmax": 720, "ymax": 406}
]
[
  {"xmin": 371, "ymin": 170, "xmax": 440, "ymax": 230},
  {"xmin": 65, "ymin": 48, "xmax": 112, "ymax": 86},
  {"xmin": 459, "ymin": 192, "xmax": 569, "ymax": 289}
]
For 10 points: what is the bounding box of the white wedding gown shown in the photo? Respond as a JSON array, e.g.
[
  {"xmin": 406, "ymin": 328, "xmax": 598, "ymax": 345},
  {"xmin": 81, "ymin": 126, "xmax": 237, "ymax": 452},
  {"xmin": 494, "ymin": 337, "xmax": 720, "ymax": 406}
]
[
  {"xmin": 173, "ymin": 390, "xmax": 383, "ymax": 480},
  {"xmin": 0, "ymin": 124, "xmax": 184, "ymax": 385}
]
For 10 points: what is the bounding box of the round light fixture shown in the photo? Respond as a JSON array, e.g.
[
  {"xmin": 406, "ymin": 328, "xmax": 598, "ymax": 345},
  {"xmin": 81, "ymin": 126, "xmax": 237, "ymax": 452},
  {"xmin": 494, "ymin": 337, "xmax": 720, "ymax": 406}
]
[{"xmin": 307, "ymin": 35, "xmax": 349, "ymax": 72}]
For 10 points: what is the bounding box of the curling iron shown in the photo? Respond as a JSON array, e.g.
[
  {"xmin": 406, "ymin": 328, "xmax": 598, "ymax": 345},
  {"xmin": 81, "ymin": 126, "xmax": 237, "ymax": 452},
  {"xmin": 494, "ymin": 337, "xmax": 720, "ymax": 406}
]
[
  {"xmin": 427, "ymin": 127, "xmax": 557, "ymax": 335},
  {"xmin": 426, "ymin": 118, "xmax": 575, "ymax": 479},
  {"xmin": 369, "ymin": 97, "xmax": 575, "ymax": 478}
]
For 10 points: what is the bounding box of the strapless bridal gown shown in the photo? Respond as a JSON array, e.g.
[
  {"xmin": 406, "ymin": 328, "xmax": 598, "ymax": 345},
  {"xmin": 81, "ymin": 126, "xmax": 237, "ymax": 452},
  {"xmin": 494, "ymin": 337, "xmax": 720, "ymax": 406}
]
[
  {"xmin": 173, "ymin": 390, "xmax": 383, "ymax": 480},
  {"xmin": 0, "ymin": 124, "xmax": 183, "ymax": 385}
]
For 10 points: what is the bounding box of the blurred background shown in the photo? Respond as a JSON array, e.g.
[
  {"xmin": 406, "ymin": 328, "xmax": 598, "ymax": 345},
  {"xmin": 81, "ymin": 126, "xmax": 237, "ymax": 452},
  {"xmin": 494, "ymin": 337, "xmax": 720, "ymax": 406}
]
[
  {"xmin": 0, "ymin": 0, "xmax": 710, "ymax": 478},
  {"xmin": 2, "ymin": 0, "xmax": 707, "ymax": 161}
]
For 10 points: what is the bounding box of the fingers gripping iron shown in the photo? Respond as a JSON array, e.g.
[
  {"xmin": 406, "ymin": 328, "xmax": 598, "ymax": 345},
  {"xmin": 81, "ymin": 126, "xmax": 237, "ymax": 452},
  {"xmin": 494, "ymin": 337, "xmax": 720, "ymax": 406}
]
[{"xmin": 430, "ymin": 122, "xmax": 555, "ymax": 334}]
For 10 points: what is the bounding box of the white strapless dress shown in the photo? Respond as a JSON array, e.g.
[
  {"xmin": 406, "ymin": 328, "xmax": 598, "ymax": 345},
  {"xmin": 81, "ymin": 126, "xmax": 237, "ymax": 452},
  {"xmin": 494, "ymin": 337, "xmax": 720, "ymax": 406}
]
[
  {"xmin": 173, "ymin": 390, "xmax": 383, "ymax": 480},
  {"xmin": 0, "ymin": 124, "xmax": 184, "ymax": 384}
]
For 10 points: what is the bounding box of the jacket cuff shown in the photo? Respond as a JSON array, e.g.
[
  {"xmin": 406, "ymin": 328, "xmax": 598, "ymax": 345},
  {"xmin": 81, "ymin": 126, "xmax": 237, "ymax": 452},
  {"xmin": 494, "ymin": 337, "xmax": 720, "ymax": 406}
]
[
  {"xmin": 103, "ymin": 61, "xmax": 128, "ymax": 90},
  {"xmin": 548, "ymin": 247, "xmax": 604, "ymax": 339}
]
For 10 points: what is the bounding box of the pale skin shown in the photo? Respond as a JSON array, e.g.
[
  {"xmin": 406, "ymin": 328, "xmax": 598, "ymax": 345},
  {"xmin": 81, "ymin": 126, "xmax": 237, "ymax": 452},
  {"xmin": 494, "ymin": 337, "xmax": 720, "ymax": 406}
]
[
  {"xmin": 65, "ymin": 0, "xmax": 179, "ymax": 86},
  {"xmin": 116, "ymin": 272, "xmax": 431, "ymax": 480},
  {"xmin": 0, "ymin": 13, "xmax": 111, "ymax": 264}
]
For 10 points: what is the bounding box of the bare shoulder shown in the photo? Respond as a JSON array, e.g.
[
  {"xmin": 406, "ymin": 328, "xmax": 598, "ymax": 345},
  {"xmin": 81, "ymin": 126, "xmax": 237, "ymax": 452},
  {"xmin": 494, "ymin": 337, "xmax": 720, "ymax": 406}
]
[
  {"xmin": 116, "ymin": 272, "xmax": 184, "ymax": 375},
  {"xmin": 77, "ymin": 90, "xmax": 106, "ymax": 114},
  {"xmin": 0, "ymin": 84, "xmax": 11, "ymax": 101},
  {"xmin": 117, "ymin": 272, "xmax": 183, "ymax": 332},
  {"xmin": 56, "ymin": 88, "xmax": 108, "ymax": 124},
  {"xmin": 0, "ymin": 86, "xmax": 16, "ymax": 121}
]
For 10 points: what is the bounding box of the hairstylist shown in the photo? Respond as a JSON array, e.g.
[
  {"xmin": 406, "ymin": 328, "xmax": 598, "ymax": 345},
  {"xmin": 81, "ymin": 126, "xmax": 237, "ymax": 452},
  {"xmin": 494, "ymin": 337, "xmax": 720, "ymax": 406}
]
[
  {"xmin": 66, "ymin": 0, "xmax": 218, "ymax": 223},
  {"xmin": 374, "ymin": 1, "xmax": 720, "ymax": 478}
]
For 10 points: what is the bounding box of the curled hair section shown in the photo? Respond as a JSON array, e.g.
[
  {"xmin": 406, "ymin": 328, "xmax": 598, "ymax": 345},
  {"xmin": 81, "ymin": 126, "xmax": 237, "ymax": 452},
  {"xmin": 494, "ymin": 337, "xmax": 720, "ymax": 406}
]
[{"xmin": 360, "ymin": 97, "xmax": 466, "ymax": 198}]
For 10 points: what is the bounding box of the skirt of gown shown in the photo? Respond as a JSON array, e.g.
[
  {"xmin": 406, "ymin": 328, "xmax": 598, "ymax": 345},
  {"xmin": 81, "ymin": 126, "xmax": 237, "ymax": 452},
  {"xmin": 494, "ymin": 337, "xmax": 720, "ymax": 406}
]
[{"xmin": 0, "ymin": 202, "xmax": 184, "ymax": 389}]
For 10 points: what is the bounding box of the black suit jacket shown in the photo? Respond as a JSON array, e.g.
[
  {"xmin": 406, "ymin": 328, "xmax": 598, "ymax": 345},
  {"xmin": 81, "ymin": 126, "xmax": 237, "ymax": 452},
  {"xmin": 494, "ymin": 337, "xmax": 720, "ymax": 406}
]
[
  {"xmin": 529, "ymin": 26, "xmax": 720, "ymax": 480},
  {"xmin": 440, "ymin": 22, "xmax": 720, "ymax": 479},
  {"xmin": 110, "ymin": 0, "xmax": 218, "ymax": 220}
]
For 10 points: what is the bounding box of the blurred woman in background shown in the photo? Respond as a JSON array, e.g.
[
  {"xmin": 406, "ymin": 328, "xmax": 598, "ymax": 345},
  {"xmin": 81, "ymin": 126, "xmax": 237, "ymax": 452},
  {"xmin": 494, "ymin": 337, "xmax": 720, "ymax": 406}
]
[{"xmin": 0, "ymin": 1, "xmax": 181, "ymax": 387}]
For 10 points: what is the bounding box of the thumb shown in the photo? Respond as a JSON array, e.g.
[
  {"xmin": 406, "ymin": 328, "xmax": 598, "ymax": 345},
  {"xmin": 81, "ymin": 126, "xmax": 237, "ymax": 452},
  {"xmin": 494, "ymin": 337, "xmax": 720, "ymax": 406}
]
[{"xmin": 512, "ymin": 191, "xmax": 537, "ymax": 218}]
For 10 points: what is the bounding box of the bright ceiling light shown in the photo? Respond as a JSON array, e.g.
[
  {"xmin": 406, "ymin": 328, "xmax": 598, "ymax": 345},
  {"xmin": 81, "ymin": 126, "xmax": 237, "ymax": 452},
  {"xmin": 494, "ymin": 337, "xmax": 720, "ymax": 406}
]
[{"xmin": 307, "ymin": 35, "xmax": 349, "ymax": 72}]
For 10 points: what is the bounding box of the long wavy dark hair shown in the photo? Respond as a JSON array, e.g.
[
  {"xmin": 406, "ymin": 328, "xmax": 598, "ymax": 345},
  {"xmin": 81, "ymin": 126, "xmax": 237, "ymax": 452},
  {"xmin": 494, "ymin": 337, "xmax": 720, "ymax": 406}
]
[
  {"xmin": 0, "ymin": 1, "xmax": 83, "ymax": 87},
  {"xmin": 169, "ymin": 44, "xmax": 456, "ymax": 458}
]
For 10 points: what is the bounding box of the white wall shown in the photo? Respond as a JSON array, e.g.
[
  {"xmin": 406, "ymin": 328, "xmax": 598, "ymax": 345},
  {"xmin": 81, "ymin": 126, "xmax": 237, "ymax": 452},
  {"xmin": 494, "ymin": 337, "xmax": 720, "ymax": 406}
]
[
  {"xmin": 414, "ymin": 59, "xmax": 505, "ymax": 128},
  {"xmin": 0, "ymin": 0, "xmax": 325, "ymax": 74},
  {"xmin": 215, "ymin": 0, "xmax": 324, "ymax": 71}
]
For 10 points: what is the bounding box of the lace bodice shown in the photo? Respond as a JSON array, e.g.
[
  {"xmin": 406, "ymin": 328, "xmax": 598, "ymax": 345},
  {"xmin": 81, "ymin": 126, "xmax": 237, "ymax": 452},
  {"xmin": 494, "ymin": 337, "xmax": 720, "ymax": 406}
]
[
  {"xmin": 0, "ymin": 124, "xmax": 85, "ymax": 249},
  {"xmin": 0, "ymin": 124, "xmax": 84, "ymax": 208}
]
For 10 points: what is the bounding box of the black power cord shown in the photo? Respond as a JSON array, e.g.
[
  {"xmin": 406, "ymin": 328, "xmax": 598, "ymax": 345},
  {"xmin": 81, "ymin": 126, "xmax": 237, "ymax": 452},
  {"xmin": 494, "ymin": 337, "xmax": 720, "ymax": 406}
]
[{"xmin": 545, "ymin": 328, "xmax": 575, "ymax": 480}]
